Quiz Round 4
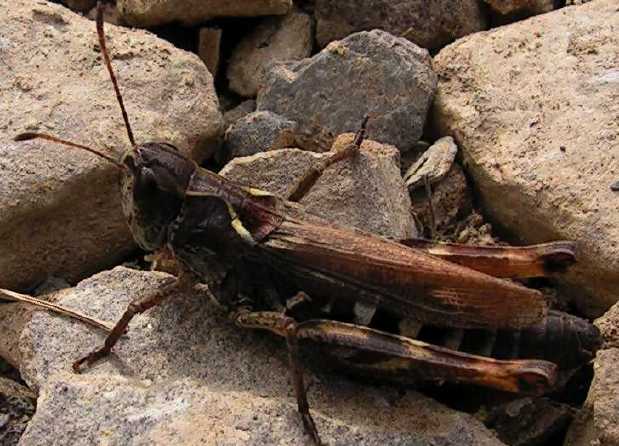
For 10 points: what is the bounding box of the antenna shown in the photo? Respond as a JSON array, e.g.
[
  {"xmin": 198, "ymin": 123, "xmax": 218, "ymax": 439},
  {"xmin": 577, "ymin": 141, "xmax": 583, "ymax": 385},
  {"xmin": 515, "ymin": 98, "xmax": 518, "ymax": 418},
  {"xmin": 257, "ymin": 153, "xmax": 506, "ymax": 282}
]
[
  {"xmin": 14, "ymin": 132, "xmax": 126, "ymax": 170},
  {"xmin": 96, "ymin": 1, "xmax": 136, "ymax": 148}
]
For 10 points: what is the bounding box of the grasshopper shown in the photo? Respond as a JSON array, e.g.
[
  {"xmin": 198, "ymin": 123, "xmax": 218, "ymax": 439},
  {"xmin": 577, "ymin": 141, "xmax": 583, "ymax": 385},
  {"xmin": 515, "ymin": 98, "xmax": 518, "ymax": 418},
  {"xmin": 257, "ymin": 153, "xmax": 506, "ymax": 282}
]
[{"xmin": 7, "ymin": 3, "xmax": 600, "ymax": 444}]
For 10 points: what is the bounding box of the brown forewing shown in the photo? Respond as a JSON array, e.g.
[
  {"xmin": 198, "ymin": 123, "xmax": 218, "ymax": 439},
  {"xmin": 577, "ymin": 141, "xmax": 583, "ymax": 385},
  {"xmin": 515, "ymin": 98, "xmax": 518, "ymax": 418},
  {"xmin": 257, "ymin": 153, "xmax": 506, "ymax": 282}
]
[{"xmin": 260, "ymin": 219, "xmax": 547, "ymax": 330}]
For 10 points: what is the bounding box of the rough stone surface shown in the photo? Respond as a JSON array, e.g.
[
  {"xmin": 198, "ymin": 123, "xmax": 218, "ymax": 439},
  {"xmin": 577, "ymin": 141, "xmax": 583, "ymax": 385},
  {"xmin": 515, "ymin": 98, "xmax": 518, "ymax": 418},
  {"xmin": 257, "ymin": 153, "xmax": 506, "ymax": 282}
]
[
  {"xmin": 223, "ymin": 111, "xmax": 297, "ymax": 160},
  {"xmin": 223, "ymin": 100, "xmax": 257, "ymax": 130},
  {"xmin": 17, "ymin": 267, "xmax": 503, "ymax": 445},
  {"xmin": 595, "ymin": 301, "xmax": 619, "ymax": 350},
  {"xmin": 484, "ymin": 397, "xmax": 574, "ymax": 446},
  {"xmin": 0, "ymin": 0, "xmax": 223, "ymax": 292},
  {"xmin": 0, "ymin": 376, "xmax": 36, "ymax": 446},
  {"xmin": 198, "ymin": 27, "xmax": 222, "ymax": 76},
  {"xmin": 484, "ymin": 0, "xmax": 554, "ymax": 16},
  {"xmin": 433, "ymin": 0, "xmax": 619, "ymax": 316},
  {"xmin": 227, "ymin": 10, "xmax": 313, "ymax": 98},
  {"xmin": 315, "ymin": 0, "xmax": 487, "ymax": 51},
  {"xmin": 258, "ymin": 30, "xmax": 437, "ymax": 153},
  {"xmin": 117, "ymin": 0, "xmax": 293, "ymax": 27},
  {"xmin": 0, "ymin": 303, "xmax": 33, "ymax": 369},
  {"xmin": 220, "ymin": 133, "xmax": 416, "ymax": 239},
  {"xmin": 404, "ymin": 136, "xmax": 458, "ymax": 190},
  {"xmin": 564, "ymin": 348, "xmax": 619, "ymax": 446}
]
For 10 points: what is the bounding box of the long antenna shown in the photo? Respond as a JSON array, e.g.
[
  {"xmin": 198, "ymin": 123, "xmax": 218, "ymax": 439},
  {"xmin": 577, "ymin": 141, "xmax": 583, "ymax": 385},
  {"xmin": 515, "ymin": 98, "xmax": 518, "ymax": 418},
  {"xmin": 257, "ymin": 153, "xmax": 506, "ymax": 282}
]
[
  {"xmin": 14, "ymin": 132, "xmax": 126, "ymax": 170},
  {"xmin": 96, "ymin": 1, "xmax": 136, "ymax": 148}
]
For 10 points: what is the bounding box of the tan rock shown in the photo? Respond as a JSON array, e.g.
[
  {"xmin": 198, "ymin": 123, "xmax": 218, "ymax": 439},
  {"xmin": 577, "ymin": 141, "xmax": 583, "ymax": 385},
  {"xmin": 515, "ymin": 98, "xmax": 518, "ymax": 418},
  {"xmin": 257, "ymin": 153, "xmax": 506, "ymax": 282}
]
[
  {"xmin": 220, "ymin": 134, "xmax": 416, "ymax": 239},
  {"xmin": 433, "ymin": 0, "xmax": 619, "ymax": 316},
  {"xmin": 17, "ymin": 268, "xmax": 504, "ymax": 445},
  {"xmin": 0, "ymin": 0, "xmax": 223, "ymax": 292},
  {"xmin": 594, "ymin": 300, "xmax": 619, "ymax": 350},
  {"xmin": 227, "ymin": 10, "xmax": 313, "ymax": 97},
  {"xmin": 117, "ymin": 0, "xmax": 293, "ymax": 27},
  {"xmin": 564, "ymin": 348, "xmax": 619, "ymax": 446}
]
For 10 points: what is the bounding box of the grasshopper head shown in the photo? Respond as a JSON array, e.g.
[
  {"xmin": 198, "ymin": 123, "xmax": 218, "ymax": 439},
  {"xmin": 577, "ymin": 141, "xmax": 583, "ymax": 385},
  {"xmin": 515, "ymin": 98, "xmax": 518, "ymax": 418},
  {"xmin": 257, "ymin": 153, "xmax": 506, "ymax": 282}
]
[{"xmin": 120, "ymin": 142, "xmax": 195, "ymax": 251}]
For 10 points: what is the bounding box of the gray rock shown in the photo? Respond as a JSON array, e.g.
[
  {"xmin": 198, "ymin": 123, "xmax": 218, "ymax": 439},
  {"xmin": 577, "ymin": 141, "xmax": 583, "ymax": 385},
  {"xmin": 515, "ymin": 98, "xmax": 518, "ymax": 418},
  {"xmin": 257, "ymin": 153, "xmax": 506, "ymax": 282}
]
[
  {"xmin": 0, "ymin": 376, "xmax": 36, "ymax": 445},
  {"xmin": 224, "ymin": 111, "xmax": 297, "ymax": 160},
  {"xmin": 258, "ymin": 30, "xmax": 437, "ymax": 153},
  {"xmin": 220, "ymin": 133, "xmax": 416, "ymax": 239},
  {"xmin": 564, "ymin": 348, "xmax": 619, "ymax": 446},
  {"xmin": 433, "ymin": 0, "xmax": 619, "ymax": 317},
  {"xmin": 18, "ymin": 267, "xmax": 504, "ymax": 445},
  {"xmin": 404, "ymin": 136, "xmax": 458, "ymax": 190},
  {"xmin": 227, "ymin": 10, "xmax": 313, "ymax": 98},
  {"xmin": 0, "ymin": 0, "xmax": 223, "ymax": 292},
  {"xmin": 117, "ymin": 0, "xmax": 292, "ymax": 27},
  {"xmin": 484, "ymin": 397, "xmax": 574, "ymax": 446},
  {"xmin": 223, "ymin": 100, "xmax": 257, "ymax": 130},
  {"xmin": 315, "ymin": 0, "xmax": 487, "ymax": 51},
  {"xmin": 483, "ymin": 0, "xmax": 554, "ymax": 16},
  {"xmin": 198, "ymin": 27, "xmax": 222, "ymax": 76}
]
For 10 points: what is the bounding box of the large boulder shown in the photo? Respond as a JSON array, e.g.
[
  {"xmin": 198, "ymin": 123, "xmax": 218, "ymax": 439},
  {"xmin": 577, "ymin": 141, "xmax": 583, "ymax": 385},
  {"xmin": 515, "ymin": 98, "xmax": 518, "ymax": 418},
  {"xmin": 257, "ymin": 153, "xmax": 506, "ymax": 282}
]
[
  {"xmin": 0, "ymin": 0, "xmax": 223, "ymax": 292},
  {"xmin": 16, "ymin": 267, "xmax": 504, "ymax": 446},
  {"xmin": 227, "ymin": 10, "xmax": 313, "ymax": 98},
  {"xmin": 220, "ymin": 134, "xmax": 416, "ymax": 239},
  {"xmin": 315, "ymin": 0, "xmax": 487, "ymax": 51},
  {"xmin": 258, "ymin": 30, "xmax": 437, "ymax": 153},
  {"xmin": 433, "ymin": 0, "xmax": 619, "ymax": 316},
  {"xmin": 117, "ymin": 0, "xmax": 292, "ymax": 27}
]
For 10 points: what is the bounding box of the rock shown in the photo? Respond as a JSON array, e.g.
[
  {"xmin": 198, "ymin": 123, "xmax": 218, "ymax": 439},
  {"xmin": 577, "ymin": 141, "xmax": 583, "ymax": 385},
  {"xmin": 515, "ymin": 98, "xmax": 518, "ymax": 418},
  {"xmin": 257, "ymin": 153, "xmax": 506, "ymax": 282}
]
[
  {"xmin": 258, "ymin": 30, "xmax": 437, "ymax": 153},
  {"xmin": 198, "ymin": 27, "xmax": 222, "ymax": 76},
  {"xmin": 223, "ymin": 100, "xmax": 257, "ymax": 130},
  {"xmin": 315, "ymin": 0, "xmax": 487, "ymax": 51},
  {"xmin": 0, "ymin": 0, "xmax": 223, "ymax": 292},
  {"xmin": 410, "ymin": 164, "xmax": 472, "ymax": 237},
  {"xmin": 433, "ymin": 0, "xmax": 619, "ymax": 316},
  {"xmin": 404, "ymin": 136, "xmax": 458, "ymax": 190},
  {"xmin": 220, "ymin": 133, "xmax": 416, "ymax": 239},
  {"xmin": 564, "ymin": 348, "xmax": 619, "ymax": 446},
  {"xmin": 565, "ymin": 0, "xmax": 592, "ymax": 4},
  {"xmin": 594, "ymin": 301, "xmax": 619, "ymax": 350},
  {"xmin": 117, "ymin": 0, "xmax": 293, "ymax": 27},
  {"xmin": 0, "ymin": 376, "xmax": 36, "ymax": 446},
  {"xmin": 484, "ymin": 397, "xmax": 574, "ymax": 446},
  {"xmin": 227, "ymin": 10, "xmax": 313, "ymax": 98},
  {"xmin": 17, "ymin": 267, "xmax": 503, "ymax": 445},
  {"xmin": 86, "ymin": 2, "xmax": 121, "ymax": 25},
  {"xmin": 61, "ymin": 0, "xmax": 96, "ymax": 13},
  {"xmin": 223, "ymin": 111, "xmax": 297, "ymax": 160},
  {"xmin": 0, "ymin": 303, "xmax": 32, "ymax": 369},
  {"xmin": 483, "ymin": 0, "xmax": 554, "ymax": 16}
]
